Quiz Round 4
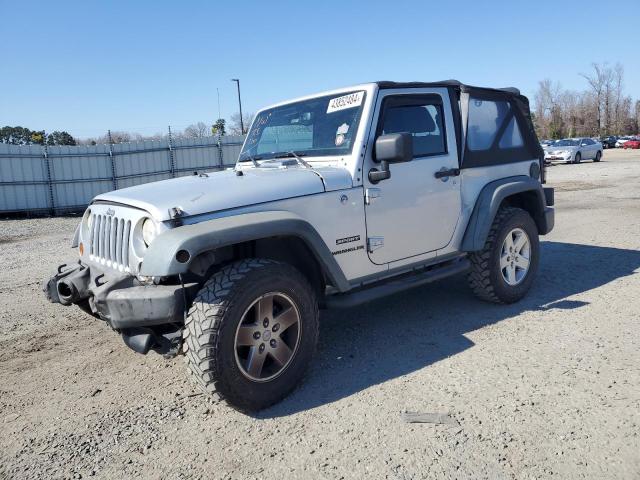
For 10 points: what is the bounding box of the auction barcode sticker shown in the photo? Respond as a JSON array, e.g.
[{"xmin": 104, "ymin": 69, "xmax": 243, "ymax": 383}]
[{"xmin": 327, "ymin": 91, "xmax": 365, "ymax": 114}]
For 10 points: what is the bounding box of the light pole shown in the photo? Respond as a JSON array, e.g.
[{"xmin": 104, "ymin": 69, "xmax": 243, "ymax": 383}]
[{"xmin": 231, "ymin": 78, "xmax": 244, "ymax": 134}]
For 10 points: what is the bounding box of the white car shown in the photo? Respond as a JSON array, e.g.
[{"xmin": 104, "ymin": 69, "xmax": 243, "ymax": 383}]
[
  {"xmin": 544, "ymin": 138, "xmax": 602, "ymax": 164},
  {"xmin": 616, "ymin": 137, "xmax": 632, "ymax": 148}
]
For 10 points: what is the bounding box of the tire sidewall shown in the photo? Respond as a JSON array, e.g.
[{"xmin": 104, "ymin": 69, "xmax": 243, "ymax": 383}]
[
  {"xmin": 487, "ymin": 210, "xmax": 540, "ymax": 303},
  {"xmin": 212, "ymin": 263, "xmax": 318, "ymax": 409}
]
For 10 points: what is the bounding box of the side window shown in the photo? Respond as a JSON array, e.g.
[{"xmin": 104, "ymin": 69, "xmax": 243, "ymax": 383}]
[
  {"xmin": 468, "ymin": 99, "xmax": 524, "ymax": 151},
  {"xmin": 498, "ymin": 117, "xmax": 524, "ymax": 149},
  {"xmin": 380, "ymin": 98, "xmax": 446, "ymax": 157}
]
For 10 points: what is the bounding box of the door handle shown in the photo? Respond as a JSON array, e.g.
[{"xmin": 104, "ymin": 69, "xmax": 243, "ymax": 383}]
[{"xmin": 434, "ymin": 168, "xmax": 460, "ymax": 179}]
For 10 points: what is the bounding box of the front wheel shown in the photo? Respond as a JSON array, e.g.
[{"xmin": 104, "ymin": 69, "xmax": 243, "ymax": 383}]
[
  {"xmin": 594, "ymin": 150, "xmax": 602, "ymax": 162},
  {"xmin": 183, "ymin": 259, "xmax": 319, "ymax": 411},
  {"xmin": 573, "ymin": 152, "xmax": 582, "ymax": 164},
  {"xmin": 468, "ymin": 207, "xmax": 540, "ymax": 304}
]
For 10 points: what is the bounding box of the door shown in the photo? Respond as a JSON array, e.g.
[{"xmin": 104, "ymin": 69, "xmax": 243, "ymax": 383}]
[
  {"xmin": 363, "ymin": 89, "xmax": 462, "ymax": 265},
  {"xmin": 587, "ymin": 138, "xmax": 599, "ymax": 158},
  {"xmin": 580, "ymin": 138, "xmax": 596, "ymax": 159}
]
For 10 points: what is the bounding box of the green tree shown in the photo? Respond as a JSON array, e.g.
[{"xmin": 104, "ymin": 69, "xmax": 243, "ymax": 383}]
[
  {"xmin": 211, "ymin": 118, "xmax": 226, "ymax": 136},
  {"xmin": 0, "ymin": 126, "xmax": 33, "ymax": 144},
  {"xmin": 30, "ymin": 130, "xmax": 45, "ymax": 144},
  {"xmin": 46, "ymin": 131, "xmax": 77, "ymax": 146}
]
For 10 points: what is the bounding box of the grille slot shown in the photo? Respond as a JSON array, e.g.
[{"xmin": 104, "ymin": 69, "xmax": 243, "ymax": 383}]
[{"xmin": 89, "ymin": 213, "xmax": 132, "ymax": 272}]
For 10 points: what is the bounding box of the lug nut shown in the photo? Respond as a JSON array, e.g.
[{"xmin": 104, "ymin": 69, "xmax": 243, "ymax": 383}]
[
  {"xmin": 263, "ymin": 318, "xmax": 269, "ymax": 328},
  {"xmin": 253, "ymin": 331, "xmax": 261, "ymax": 340},
  {"xmin": 259, "ymin": 343, "xmax": 265, "ymax": 353},
  {"xmin": 272, "ymin": 323, "xmax": 280, "ymax": 332},
  {"xmin": 270, "ymin": 339, "xmax": 277, "ymax": 348}
]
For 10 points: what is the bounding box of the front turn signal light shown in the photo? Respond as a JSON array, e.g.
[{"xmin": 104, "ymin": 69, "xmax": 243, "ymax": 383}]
[{"xmin": 79, "ymin": 242, "xmax": 84, "ymax": 256}]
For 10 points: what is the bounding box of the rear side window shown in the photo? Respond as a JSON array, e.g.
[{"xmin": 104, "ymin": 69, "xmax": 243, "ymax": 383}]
[
  {"xmin": 379, "ymin": 96, "xmax": 447, "ymax": 158},
  {"xmin": 499, "ymin": 117, "xmax": 524, "ymax": 149},
  {"xmin": 467, "ymin": 99, "xmax": 524, "ymax": 151}
]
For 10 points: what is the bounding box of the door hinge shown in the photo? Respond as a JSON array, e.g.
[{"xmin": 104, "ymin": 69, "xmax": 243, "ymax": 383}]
[
  {"xmin": 365, "ymin": 188, "xmax": 381, "ymax": 205},
  {"xmin": 367, "ymin": 236, "xmax": 384, "ymax": 252}
]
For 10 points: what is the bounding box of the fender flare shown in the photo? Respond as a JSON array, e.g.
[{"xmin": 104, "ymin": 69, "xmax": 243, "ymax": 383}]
[
  {"xmin": 71, "ymin": 222, "xmax": 81, "ymax": 248},
  {"xmin": 461, "ymin": 176, "xmax": 549, "ymax": 252},
  {"xmin": 139, "ymin": 211, "xmax": 350, "ymax": 292}
]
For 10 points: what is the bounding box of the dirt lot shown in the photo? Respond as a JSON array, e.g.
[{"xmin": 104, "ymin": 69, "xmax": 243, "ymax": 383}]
[{"xmin": 1, "ymin": 149, "xmax": 639, "ymax": 480}]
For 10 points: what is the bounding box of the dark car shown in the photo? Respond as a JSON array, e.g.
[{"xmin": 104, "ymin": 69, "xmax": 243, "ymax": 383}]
[{"xmin": 600, "ymin": 136, "xmax": 617, "ymax": 149}]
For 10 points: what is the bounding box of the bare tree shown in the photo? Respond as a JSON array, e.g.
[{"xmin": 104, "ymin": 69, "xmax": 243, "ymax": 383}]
[
  {"xmin": 107, "ymin": 131, "xmax": 132, "ymax": 143},
  {"xmin": 580, "ymin": 63, "xmax": 607, "ymax": 135},
  {"xmin": 580, "ymin": 62, "xmax": 623, "ymax": 135},
  {"xmin": 534, "ymin": 79, "xmax": 564, "ymax": 139},
  {"xmin": 183, "ymin": 122, "xmax": 210, "ymax": 138},
  {"xmin": 533, "ymin": 65, "xmax": 638, "ymax": 139},
  {"xmin": 78, "ymin": 130, "xmax": 167, "ymax": 145},
  {"xmin": 612, "ymin": 64, "xmax": 626, "ymax": 134},
  {"xmin": 229, "ymin": 112, "xmax": 255, "ymax": 136}
]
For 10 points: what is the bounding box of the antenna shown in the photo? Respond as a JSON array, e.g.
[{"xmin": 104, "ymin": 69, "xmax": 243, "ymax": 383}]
[{"xmin": 217, "ymin": 88, "xmax": 221, "ymax": 120}]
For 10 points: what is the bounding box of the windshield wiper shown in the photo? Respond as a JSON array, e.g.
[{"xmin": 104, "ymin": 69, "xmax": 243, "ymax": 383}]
[
  {"xmin": 238, "ymin": 154, "xmax": 262, "ymax": 168},
  {"xmin": 274, "ymin": 151, "xmax": 313, "ymax": 169}
]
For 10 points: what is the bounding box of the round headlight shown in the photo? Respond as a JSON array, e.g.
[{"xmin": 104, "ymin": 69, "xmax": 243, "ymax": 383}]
[{"xmin": 142, "ymin": 218, "xmax": 157, "ymax": 247}]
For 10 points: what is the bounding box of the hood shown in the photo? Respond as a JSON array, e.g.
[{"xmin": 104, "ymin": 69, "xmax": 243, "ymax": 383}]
[
  {"xmin": 547, "ymin": 146, "xmax": 578, "ymax": 154},
  {"xmin": 94, "ymin": 165, "xmax": 352, "ymax": 221}
]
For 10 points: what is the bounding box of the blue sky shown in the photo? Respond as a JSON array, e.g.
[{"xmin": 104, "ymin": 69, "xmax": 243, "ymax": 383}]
[{"xmin": 1, "ymin": 0, "xmax": 637, "ymax": 138}]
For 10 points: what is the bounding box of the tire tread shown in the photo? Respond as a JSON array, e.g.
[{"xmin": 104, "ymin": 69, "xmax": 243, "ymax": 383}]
[
  {"xmin": 467, "ymin": 206, "xmax": 520, "ymax": 304},
  {"xmin": 183, "ymin": 258, "xmax": 275, "ymax": 402}
]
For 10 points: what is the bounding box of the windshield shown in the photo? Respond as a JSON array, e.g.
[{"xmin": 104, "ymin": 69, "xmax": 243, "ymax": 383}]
[
  {"xmin": 553, "ymin": 139, "xmax": 578, "ymax": 147},
  {"xmin": 239, "ymin": 91, "xmax": 366, "ymax": 161}
]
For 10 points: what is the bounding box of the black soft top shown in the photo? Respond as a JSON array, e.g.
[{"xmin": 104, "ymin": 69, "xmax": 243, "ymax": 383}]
[
  {"xmin": 375, "ymin": 80, "xmax": 542, "ymax": 172},
  {"xmin": 376, "ymin": 80, "xmax": 521, "ymax": 96}
]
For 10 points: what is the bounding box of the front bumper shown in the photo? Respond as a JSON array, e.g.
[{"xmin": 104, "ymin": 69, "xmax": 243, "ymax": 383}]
[
  {"xmin": 43, "ymin": 262, "xmax": 199, "ymax": 354},
  {"xmin": 544, "ymin": 154, "xmax": 572, "ymax": 163}
]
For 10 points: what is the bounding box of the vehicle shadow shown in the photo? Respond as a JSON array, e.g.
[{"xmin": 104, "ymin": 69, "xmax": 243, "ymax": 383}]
[{"xmin": 257, "ymin": 241, "xmax": 640, "ymax": 418}]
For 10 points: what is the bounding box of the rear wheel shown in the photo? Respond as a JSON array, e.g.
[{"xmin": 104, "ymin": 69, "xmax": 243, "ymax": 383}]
[
  {"xmin": 573, "ymin": 152, "xmax": 582, "ymax": 164},
  {"xmin": 594, "ymin": 150, "xmax": 602, "ymax": 162},
  {"xmin": 468, "ymin": 206, "xmax": 540, "ymax": 303},
  {"xmin": 183, "ymin": 259, "xmax": 319, "ymax": 411}
]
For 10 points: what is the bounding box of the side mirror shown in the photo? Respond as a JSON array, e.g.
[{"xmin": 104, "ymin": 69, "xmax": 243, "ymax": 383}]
[
  {"xmin": 375, "ymin": 132, "xmax": 413, "ymax": 163},
  {"xmin": 369, "ymin": 133, "xmax": 413, "ymax": 183}
]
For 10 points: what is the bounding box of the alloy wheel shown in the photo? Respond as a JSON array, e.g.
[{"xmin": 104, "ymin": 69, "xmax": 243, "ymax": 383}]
[
  {"xmin": 500, "ymin": 228, "xmax": 531, "ymax": 286},
  {"xmin": 234, "ymin": 292, "xmax": 301, "ymax": 382}
]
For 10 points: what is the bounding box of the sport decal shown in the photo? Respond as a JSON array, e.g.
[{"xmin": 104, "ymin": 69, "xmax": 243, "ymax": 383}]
[{"xmin": 336, "ymin": 235, "xmax": 360, "ymax": 245}]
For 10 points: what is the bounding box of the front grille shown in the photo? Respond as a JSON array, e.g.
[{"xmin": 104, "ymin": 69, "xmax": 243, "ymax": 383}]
[{"xmin": 89, "ymin": 213, "xmax": 132, "ymax": 272}]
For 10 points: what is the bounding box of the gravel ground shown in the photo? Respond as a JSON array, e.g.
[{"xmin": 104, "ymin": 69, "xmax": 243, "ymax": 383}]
[{"xmin": 1, "ymin": 149, "xmax": 639, "ymax": 480}]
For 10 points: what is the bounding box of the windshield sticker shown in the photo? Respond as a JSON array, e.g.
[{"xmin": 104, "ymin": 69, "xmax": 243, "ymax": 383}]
[
  {"xmin": 327, "ymin": 91, "xmax": 365, "ymax": 114},
  {"xmin": 245, "ymin": 112, "xmax": 272, "ymax": 150},
  {"xmin": 335, "ymin": 122, "xmax": 350, "ymax": 146}
]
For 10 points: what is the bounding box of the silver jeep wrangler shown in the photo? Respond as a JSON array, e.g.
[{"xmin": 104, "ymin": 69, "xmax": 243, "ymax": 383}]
[{"xmin": 45, "ymin": 80, "xmax": 554, "ymax": 411}]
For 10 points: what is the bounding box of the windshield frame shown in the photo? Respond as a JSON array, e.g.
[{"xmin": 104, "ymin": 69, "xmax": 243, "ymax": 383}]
[{"xmin": 238, "ymin": 90, "xmax": 368, "ymax": 163}]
